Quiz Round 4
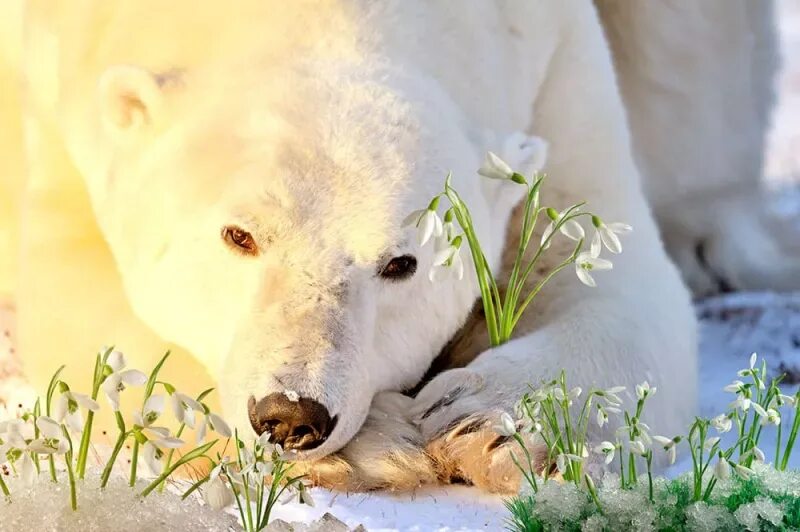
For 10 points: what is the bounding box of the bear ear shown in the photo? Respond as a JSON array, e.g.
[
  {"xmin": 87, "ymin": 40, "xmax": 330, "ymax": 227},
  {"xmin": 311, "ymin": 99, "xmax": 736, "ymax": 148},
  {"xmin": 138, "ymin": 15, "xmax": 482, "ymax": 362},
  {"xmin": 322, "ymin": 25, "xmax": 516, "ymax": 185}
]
[{"xmin": 98, "ymin": 65, "xmax": 165, "ymax": 139}]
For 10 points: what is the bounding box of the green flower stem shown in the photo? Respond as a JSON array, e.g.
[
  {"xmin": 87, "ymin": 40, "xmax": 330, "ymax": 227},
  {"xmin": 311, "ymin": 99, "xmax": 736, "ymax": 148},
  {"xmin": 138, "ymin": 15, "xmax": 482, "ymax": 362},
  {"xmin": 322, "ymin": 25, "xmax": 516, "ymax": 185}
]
[
  {"xmin": 100, "ymin": 413, "xmax": 128, "ymax": 488},
  {"xmin": 780, "ymin": 401, "xmax": 800, "ymax": 470},
  {"xmin": 62, "ymin": 427, "xmax": 78, "ymax": 511},
  {"xmin": 129, "ymin": 439, "xmax": 140, "ymax": 487},
  {"xmin": 0, "ymin": 472, "xmax": 9, "ymax": 498},
  {"xmin": 444, "ymin": 187, "xmax": 501, "ymax": 344},
  {"xmin": 231, "ymin": 483, "xmax": 248, "ymax": 531},
  {"xmin": 646, "ymin": 452, "xmax": 654, "ymax": 503},
  {"xmin": 140, "ymin": 440, "xmax": 216, "ymax": 498},
  {"xmin": 512, "ymin": 433, "xmax": 538, "ymax": 493},
  {"xmin": 511, "ymin": 243, "xmax": 583, "ymax": 330},
  {"xmin": 77, "ymin": 348, "xmax": 112, "ymax": 479},
  {"xmin": 158, "ymin": 422, "xmax": 186, "ymax": 493}
]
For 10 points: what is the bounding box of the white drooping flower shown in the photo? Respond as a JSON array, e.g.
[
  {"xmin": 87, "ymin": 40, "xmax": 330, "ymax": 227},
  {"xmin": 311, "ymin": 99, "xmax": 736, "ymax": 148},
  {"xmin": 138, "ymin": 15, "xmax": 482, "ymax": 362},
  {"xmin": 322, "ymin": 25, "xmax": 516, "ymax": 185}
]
[
  {"xmin": 751, "ymin": 446, "xmax": 766, "ymax": 463},
  {"xmin": 598, "ymin": 386, "xmax": 626, "ymax": 406},
  {"xmin": 736, "ymin": 353, "xmax": 758, "ymax": 377},
  {"xmin": 101, "ymin": 351, "xmax": 148, "ymax": 411},
  {"xmin": 203, "ymin": 460, "xmax": 235, "ymax": 510},
  {"xmin": 761, "ymin": 408, "xmax": 781, "ymax": 427},
  {"xmin": 652, "ymin": 436, "xmax": 679, "ymax": 465},
  {"xmin": 53, "ymin": 390, "xmax": 100, "ymax": 433},
  {"xmin": 141, "ymin": 428, "xmax": 185, "ymax": 475},
  {"xmin": 298, "ymin": 486, "xmax": 315, "ymax": 507},
  {"xmin": 635, "ymin": 381, "xmax": 656, "ymax": 401},
  {"xmin": 703, "ymin": 436, "xmax": 720, "ymax": 451},
  {"xmin": 775, "ymin": 394, "xmax": 796, "ymax": 408},
  {"xmin": 196, "ymin": 408, "xmax": 233, "ymax": 444},
  {"xmin": 594, "ymin": 441, "xmax": 616, "ymax": 465},
  {"xmin": 729, "ymin": 395, "xmax": 752, "ymax": 413},
  {"xmin": 628, "ymin": 439, "xmax": 648, "ymax": 457},
  {"xmin": 723, "ymin": 380, "xmax": 747, "ymax": 394},
  {"xmin": 134, "ymin": 394, "xmax": 166, "ymax": 428},
  {"xmin": 574, "ymin": 248, "xmax": 612, "ymax": 288},
  {"xmin": 541, "ymin": 207, "xmax": 585, "ymax": 248},
  {"xmin": 429, "ymin": 235, "xmax": 465, "ymax": 282},
  {"xmin": 711, "ymin": 414, "xmax": 733, "ymax": 433},
  {"xmin": 493, "ymin": 412, "xmax": 517, "ymax": 437},
  {"xmin": 0, "ymin": 418, "xmax": 31, "ymax": 449},
  {"xmin": 477, "ymin": 151, "xmax": 515, "ymax": 181},
  {"xmin": 556, "ymin": 452, "xmax": 584, "ymax": 475},
  {"xmin": 19, "ymin": 452, "xmax": 36, "ymax": 488},
  {"xmin": 595, "ymin": 404, "xmax": 620, "ymax": 429},
  {"xmin": 169, "ymin": 391, "xmax": 203, "ymax": 429},
  {"xmin": 714, "ymin": 456, "xmax": 730, "ymax": 481},
  {"xmin": 734, "ymin": 463, "xmax": 754, "ymax": 480},
  {"xmin": 27, "ymin": 416, "xmax": 69, "ymax": 455},
  {"xmin": 204, "ymin": 475, "xmax": 234, "ymax": 510},
  {"xmin": 402, "ymin": 197, "xmax": 443, "ymax": 247},
  {"xmin": 590, "ymin": 218, "xmax": 632, "ymax": 255}
]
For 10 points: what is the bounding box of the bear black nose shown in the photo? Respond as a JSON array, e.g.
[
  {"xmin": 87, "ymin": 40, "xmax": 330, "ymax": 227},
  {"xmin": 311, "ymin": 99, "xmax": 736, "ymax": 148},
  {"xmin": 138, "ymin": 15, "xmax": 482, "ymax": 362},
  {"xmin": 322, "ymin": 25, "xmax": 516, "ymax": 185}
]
[{"xmin": 248, "ymin": 393, "xmax": 337, "ymax": 451}]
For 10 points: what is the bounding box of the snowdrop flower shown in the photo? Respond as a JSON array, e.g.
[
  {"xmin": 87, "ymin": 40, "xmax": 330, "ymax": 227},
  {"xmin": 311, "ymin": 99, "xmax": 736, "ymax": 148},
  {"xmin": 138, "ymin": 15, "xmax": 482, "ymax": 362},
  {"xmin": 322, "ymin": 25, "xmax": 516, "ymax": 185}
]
[
  {"xmin": 761, "ymin": 408, "xmax": 780, "ymax": 426},
  {"xmin": 594, "ymin": 441, "xmax": 616, "ymax": 465},
  {"xmin": 729, "ymin": 396, "xmax": 752, "ymax": 412},
  {"xmin": 628, "ymin": 439, "xmax": 648, "ymax": 457},
  {"xmin": 723, "ymin": 380, "xmax": 747, "ymax": 394},
  {"xmin": 196, "ymin": 407, "xmax": 233, "ymax": 444},
  {"xmin": 429, "ymin": 235, "xmax": 465, "ymax": 282},
  {"xmin": 595, "ymin": 404, "xmax": 621, "ymax": 429},
  {"xmin": 101, "ymin": 351, "xmax": 147, "ymax": 411},
  {"xmin": 711, "ymin": 414, "xmax": 733, "ymax": 433},
  {"xmin": 635, "ymin": 381, "xmax": 656, "ymax": 401},
  {"xmin": 751, "ymin": 403, "xmax": 768, "ymax": 419},
  {"xmin": 19, "ymin": 452, "xmax": 36, "ymax": 487},
  {"xmin": 0, "ymin": 418, "xmax": 30, "ymax": 449},
  {"xmin": 142, "ymin": 439, "xmax": 177, "ymax": 475},
  {"xmin": 574, "ymin": 249, "xmax": 612, "ymax": 288},
  {"xmin": 541, "ymin": 207, "xmax": 585, "ymax": 248},
  {"xmin": 598, "ymin": 386, "xmax": 626, "ymax": 406},
  {"xmin": 653, "ymin": 436, "xmax": 679, "ymax": 465},
  {"xmin": 734, "ymin": 463, "xmax": 754, "ymax": 480},
  {"xmin": 752, "ymin": 446, "xmax": 766, "ymax": 463},
  {"xmin": 298, "ymin": 486, "xmax": 315, "ymax": 507},
  {"xmin": 169, "ymin": 391, "xmax": 203, "ymax": 429},
  {"xmin": 737, "ymin": 353, "xmax": 759, "ymax": 377},
  {"xmin": 477, "ymin": 151, "xmax": 515, "ymax": 181},
  {"xmin": 713, "ymin": 456, "xmax": 730, "ymax": 481},
  {"xmin": 254, "ymin": 431, "xmax": 273, "ymax": 456},
  {"xmin": 203, "ymin": 475, "xmax": 234, "ymax": 510},
  {"xmin": 403, "ymin": 197, "xmax": 443, "ymax": 247},
  {"xmin": 590, "ymin": 217, "xmax": 632, "ymax": 255},
  {"xmin": 494, "ymin": 412, "xmax": 517, "ymax": 437},
  {"xmin": 134, "ymin": 394, "xmax": 166, "ymax": 427},
  {"xmin": 553, "ymin": 386, "xmax": 582, "ymax": 405},
  {"xmin": 775, "ymin": 394, "xmax": 796, "ymax": 408},
  {"xmin": 703, "ymin": 436, "xmax": 720, "ymax": 451},
  {"xmin": 53, "ymin": 389, "xmax": 100, "ymax": 433},
  {"xmin": 617, "ymin": 420, "xmax": 652, "ymax": 445},
  {"xmin": 555, "ymin": 452, "xmax": 584, "ymax": 475},
  {"xmin": 27, "ymin": 416, "xmax": 69, "ymax": 455}
]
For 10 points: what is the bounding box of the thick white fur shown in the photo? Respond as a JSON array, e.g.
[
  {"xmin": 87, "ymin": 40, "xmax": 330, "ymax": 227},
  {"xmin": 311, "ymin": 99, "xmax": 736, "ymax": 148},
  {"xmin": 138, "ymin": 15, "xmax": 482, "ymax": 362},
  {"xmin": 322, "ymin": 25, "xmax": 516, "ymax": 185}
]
[{"xmin": 1, "ymin": 0, "xmax": 789, "ymax": 493}]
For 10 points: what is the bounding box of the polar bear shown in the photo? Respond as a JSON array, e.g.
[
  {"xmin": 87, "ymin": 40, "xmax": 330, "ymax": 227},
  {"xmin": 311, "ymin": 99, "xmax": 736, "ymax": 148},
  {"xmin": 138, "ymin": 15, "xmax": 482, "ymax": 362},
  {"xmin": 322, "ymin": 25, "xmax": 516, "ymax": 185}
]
[{"xmin": 2, "ymin": 0, "xmax": 793, "ymax": 493}]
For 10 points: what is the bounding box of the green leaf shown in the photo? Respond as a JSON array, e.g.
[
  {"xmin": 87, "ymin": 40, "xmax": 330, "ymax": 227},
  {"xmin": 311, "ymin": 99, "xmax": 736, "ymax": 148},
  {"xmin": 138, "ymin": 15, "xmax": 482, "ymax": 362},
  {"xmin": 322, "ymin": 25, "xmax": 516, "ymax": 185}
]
[
  {"xmin": 144, "ymin": 351, "xmax": 171, "ymax": 398},
  {"xmin": 196, "ymin": 388, "xmax": 216, "ymax": 402},
  {"xmin": 181, "ymin": 475, "xmax": 210, "ymax": 500},
  {"xmin": 140, "ymin": 439, "xmax": 218, "ymax": 497},
  {"xmin": 45, "ymin": 365, "xmax": 67, "ymax": 415}
]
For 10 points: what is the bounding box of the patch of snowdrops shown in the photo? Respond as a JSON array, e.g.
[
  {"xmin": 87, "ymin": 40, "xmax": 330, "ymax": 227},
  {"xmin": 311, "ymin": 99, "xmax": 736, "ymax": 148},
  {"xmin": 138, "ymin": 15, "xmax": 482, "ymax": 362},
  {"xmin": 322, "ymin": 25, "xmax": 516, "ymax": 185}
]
[
  {"xmin": 0, "ymin": 347, "xmax": 313, "ymax": 531},
  {"xmin": 501, "ymin": 353, "xmax": 800, "ymax": 531},
  {"xmin": 404, "ymin": 141, "xmax": 631, "ymax": 347}
]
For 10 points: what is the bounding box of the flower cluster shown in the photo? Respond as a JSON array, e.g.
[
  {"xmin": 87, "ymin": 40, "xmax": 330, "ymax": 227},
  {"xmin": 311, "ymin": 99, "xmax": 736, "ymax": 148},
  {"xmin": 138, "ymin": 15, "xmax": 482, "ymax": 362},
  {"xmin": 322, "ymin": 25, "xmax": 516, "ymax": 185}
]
[
  {"xmin": 500, "ymin": 352, "xmax": 800, "ymax": 517},
  {"xmin": 0, "ymin": 346, "xmax": 311, "ymax": 531},
  {"xmin": 404, "ymin": 142, "xmax": 631, "ymax": 346},
  {"xmin": 195, "ymin": 431, "xmax": 313, "ymax": 531}
]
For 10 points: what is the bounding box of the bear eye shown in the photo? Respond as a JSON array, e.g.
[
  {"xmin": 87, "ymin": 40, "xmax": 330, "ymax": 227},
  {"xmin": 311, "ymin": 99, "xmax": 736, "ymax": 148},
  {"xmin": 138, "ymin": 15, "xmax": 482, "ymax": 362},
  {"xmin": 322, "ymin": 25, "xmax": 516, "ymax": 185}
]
[
  {"xmin": 222, "ymin": 225, "xmax": 258, "ymax": 256},
  {"xmin": 379, "ymin": 255, "xmax": 417, "ymax": 281}
]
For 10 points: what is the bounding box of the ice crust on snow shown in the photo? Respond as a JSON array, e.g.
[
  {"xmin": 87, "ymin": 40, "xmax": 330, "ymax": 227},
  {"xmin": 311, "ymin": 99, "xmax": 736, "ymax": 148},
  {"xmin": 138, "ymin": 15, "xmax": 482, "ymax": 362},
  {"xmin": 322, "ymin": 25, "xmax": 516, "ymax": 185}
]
[{"xmin": 0, "ymin": 472, "xmax": 239, "ymax": 532}]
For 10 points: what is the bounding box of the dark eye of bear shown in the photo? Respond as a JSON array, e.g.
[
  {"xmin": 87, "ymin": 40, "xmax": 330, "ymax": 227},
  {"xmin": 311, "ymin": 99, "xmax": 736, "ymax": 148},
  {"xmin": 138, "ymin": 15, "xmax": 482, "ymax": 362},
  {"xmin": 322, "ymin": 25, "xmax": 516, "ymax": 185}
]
[
  {"xmin": 222, "ymin": 225, "xmax": 258, "ymax": 256},
  {"xmin": 380, "ymin": 255, "xmax": 417, "ymax": 280}
]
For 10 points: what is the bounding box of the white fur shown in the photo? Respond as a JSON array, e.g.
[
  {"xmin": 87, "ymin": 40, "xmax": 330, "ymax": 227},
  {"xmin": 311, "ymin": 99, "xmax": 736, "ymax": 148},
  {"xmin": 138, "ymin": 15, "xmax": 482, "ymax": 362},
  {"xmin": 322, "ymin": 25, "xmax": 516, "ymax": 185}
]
[{"xmin": 4, "ymin": 0, "xmax": 792, "ymax": 492}]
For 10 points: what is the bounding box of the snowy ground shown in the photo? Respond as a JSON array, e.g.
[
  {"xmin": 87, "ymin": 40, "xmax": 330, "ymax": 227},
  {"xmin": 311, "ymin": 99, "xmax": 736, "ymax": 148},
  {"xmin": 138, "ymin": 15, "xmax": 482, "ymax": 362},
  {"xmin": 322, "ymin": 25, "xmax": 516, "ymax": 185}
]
[{"xmin": 2, "ymin": 3, "xmax": 800, "ymax": 531}]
